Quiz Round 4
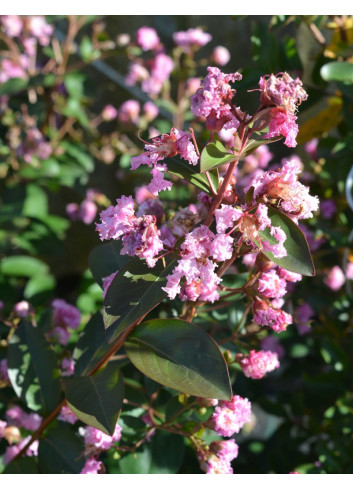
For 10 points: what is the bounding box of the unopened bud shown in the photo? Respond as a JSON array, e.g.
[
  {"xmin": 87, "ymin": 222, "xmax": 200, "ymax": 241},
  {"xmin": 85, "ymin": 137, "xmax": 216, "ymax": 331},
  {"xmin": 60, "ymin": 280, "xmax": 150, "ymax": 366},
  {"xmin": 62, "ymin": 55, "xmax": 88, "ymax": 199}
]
[
  {"xmin": 255, "ymin": 253, "xmax": 274, "ymax": 272},
  {"xmin": 4, "ymin": 426, "xmax": 21, "ymax": 444},
  {"xmin": 223, "ymin": 350, "xmax": 232, "ymax": 364}
]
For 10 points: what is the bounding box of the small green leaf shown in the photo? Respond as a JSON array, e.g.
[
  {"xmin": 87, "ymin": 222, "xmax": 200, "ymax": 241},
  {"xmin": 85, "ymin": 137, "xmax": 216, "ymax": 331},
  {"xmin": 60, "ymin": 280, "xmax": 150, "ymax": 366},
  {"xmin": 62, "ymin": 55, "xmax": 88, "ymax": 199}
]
[
  {"xmin": 1, "ymin": 255, "xmax": 49, "ymax": 277},
  {"xmin": 103, "ymin": 254, "xmax": 177, "ymax": 343},
  {"xmin": 200, "ymin": 140, "xmax": 236, "ymax": 173},
  {"xmin": 125, "ymin": 318, "xmax": 232, "ymax": 400},
  {"xmin": 7, "ymin": 321, "xmax": 61, "ymax": 415},
  {"xmin": 73, "ymin": 312, "xmax": 111, "ymax": 376},
  {"xmin": 240, "ymin": 135, "xmax": 283, "ymax": 158},
  {"xmin": 321, "ymin": 61, "xmax": 353, "ymax": 84},
  {"xmin": 0, "ymin": 77, "xmax": 28, "ymax": 96},
  {"xmin": 165, "ymin": 157, "xmax": 218, "ymax": 194},
  {"xmin": 64, "ymin": 362, "xmax": 124, "ymax": 436},
  {"xmin": 88, "ymin": 241, "xmax": 130, "ymax": 288},
  {"xmin": 38, "ymin": 426, "xmax": 85, "ymax": 474},
  {"xmin": 258, "ymin": 206, "xmax": 315, "ymax": 276},
  {"xmin": 149, "ymin": 431, "xmax": 185, "ymax": 474}
]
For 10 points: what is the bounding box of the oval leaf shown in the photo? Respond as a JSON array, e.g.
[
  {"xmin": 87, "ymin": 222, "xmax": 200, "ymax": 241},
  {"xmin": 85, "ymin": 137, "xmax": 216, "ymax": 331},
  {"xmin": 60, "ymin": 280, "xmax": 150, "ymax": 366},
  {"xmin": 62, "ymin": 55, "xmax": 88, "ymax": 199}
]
[
  {"xmin": 73, "ymin": 312, "xmax": 111, "ymax": 376},
  {"xmin": 7, "ymin": 321, "xmax": 61, "ymax": 415},
  {"xmin": 258, "ymin": 207, "xmax": 315, "ymax": 276},
  {"xmin": 38, "ymin": 426, "xmax": 85, "ymax": 474},
  {"xmin": 64, "ymin": 362, "xmax": 124, "ymax": 436},
  {"xmin": 240, "ymin": 135, "xmax": 283, "ymax": 158},
  {"xmin": 1, "ymin": 255, "xmax": 49, "ymax": 277},
  {"xmin": 3, "ymin": 457, "xmax": 39, "ymax": 474},
  {"xmin": 165, "ymin": 156, "xmax": 218, "ymax": 194},
  {"xmin": 200, "ymin": 140, "xmax": 236, "ymax": 173},
  {"xmin": 89, "ymin": 240, "xmax": 130, "ymax": 288},
  {"xmin": 125, "ymin": 318, "xmax": 232, "ymax": 400},
  {"xmin": 103, "ymin": 254, "xmax": 177, "ymax": 344},
  {"xmin": 321, "ymin": 61, "xmax": 353, "ymax": 84}
]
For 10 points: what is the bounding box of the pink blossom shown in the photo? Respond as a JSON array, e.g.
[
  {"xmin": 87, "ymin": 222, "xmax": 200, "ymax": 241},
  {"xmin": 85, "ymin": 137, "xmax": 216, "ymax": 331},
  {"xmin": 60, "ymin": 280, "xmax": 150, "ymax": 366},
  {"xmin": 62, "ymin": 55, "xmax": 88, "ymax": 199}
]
[
  {"xmin": 13, "ymin": 301, "xmax": 33, "ymax": 318},
  {"xmin": 0, "ymin": 15, "xmax": 23, "ymax": 37},
  {"xmin": 215, "ymin": 204, "xmax": 243, "ymax": 233},
  {"xmin": 259, "ymin": 72, "xmax": 308, "ymax": 113},
  {"xmin": 278, "ymin": 267, "xmax": 302, "ymax": 283},
  {"xmin": 265, "ymin": 108, "xmax": 299, "ymax": 147},
  {"xmin": 253, "ymin": 302, "xmax": 292, "ymax": 333},
  {"xmin": 48, "ymin": 326, "xmax": 71, "ymax": 345},
  {"xmin": 211, "ymin": 46, "xmax": 231, "ymax": 66},
  {"xmin": 101, "ymin": 104, "xmax": 117, "ymax": 121},
  {"xmin": 210, "ymin": 233, "xmax": 234, "ymax": 261},
  {"xmin": 81, "ymin": 423, "xmax": 122, "ymax": 452},
  {"xmin": 258, "ymin": 269, "xmax": 287, "ymax": 299},
  {"xmin": 239, "ymin": 350, "xmax": 280, "ymax": 379},
  {"xmin": 17, "ymin": 128, "xmax": 52, "ymax": 163},
  {"xmin": 0, "ymin": 420, "xmax": 6, "ymax": 438},
  {"xmin": 148, "ymin": 164, "xmax": 173, "ymax": 195},
  {"xmin": 118, "ymin": 100, "xmax": 140, "ymax": 124},
  {"xmin": 0, "ymin": 56, "xmax": 28, "ymax": 83},
  {"xmin": 136, "ymin": 198, "xmax": 164, "ymax": 223},
  {"xmin": 27, "ymin": 16, "xmax": 53, "ymax": 45},
  {"xmin": 2, "ymin": 437, "xmax": 38, "ymax": 465},
  {"xmin": 243, "ymin": 145, "xmax": 273, "ymax": 172},
  {"xmin": 96, "ymin": 195, "xmax": 136, "ymax": 241},
  {"xmin": 346, "ymin": 262, "xmax": 353, "ymax": 280},
  {"xmin": 61, "ymin": 357, "xmax": 75, "ymax": 377},
  {"xmin": 141, "ymin": 53, "xmax": 174, "ymax": 96},
  {"xmin": 242, "ymin": 253, "xmax": 257, "ymax": 268},
  {"xmin": 136, "ymin": 27, "xmax": 160, "ymax": 51},
  {"xmin": 205, "ymin": 455, "xmax": 233, "ymax": 474},
  {"xmin": 143, "ymin": 101, "xmax": 159, "ymax": 121},
  {"xmin": 6, "ymin": 406, "xmax": 26, "ymax": 426},
  {"xmin": 210, "ymin": 439, "xmax": 239, "ymax": 461},
  {"xmin": 81, "ymin": 457, "xmax": 102, "ymax": 474},
  {"xmin": 305, "ymin": 138, "xmax": 318, "ymax": 160},
  {"xmin": 52, "ymin": 299, "xmax": 81, "ymax": 330},
  {"xmin": 324, "ymin": 265, "xmax": 345, "ymax": 291},
  {"xmin": 23, "ymin": 38, "xmax": 37, "ymax": 56},
  {"xmin": 58, "ymin": 405, "xmax": 78, "ymax": 424},
  {"xmin": 295, "ymin": 302, "xmax": 314, "ymax": 335},
  {"xmin": 210, "ymin": 395, "xmax": 252, "ymax": 437},
  {"xmin": 79, "ymin": 200, "xmax": 98, "ymax": 225},
  {"xmin": 185, "ymin": 77, "xmax": 201, "ymax": 96},
  {"xmin": 22, "ymin": 412, "xmax": 42, "ymax": 431},
  {"xmin": 173, "ymin": 28, "xmax": 212, "ymax": 51},
  {"xmin": 125, "ymin": 63, "xmax": 149, "ymax": 86}
]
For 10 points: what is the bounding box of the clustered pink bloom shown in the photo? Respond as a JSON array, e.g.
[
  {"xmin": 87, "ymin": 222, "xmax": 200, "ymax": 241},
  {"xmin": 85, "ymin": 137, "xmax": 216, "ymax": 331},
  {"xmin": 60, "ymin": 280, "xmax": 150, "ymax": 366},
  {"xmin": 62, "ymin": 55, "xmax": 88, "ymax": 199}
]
[
  {"xmin": 61, "ymin": 356, "xmax": 75, "ymax": 377},
  {"xmin": 80, "ymin": 423, "xmax": 122, "ymax": 454},
  {"xmin": 118, "ymin": 99, "xmax": 140, "ymax": 124},
  {"xmin": 58, "ymin": 405, "xmax": 78, "ymax": 425},
  {"xmin": 191, "ymin": 66, "xmax": 242, "ymax": 133},
  {"xmin": 239, "ymin": 350, "xmax": 280, "ymax": 379},
  {"xmin": 6, "ymin": 405, "xmax": 42, "ymax": 431},
  {"xmin": 324, "ymin": 265, "xmax": 345, "ymax": 291},
  {"xmin": 143, "ymin": 101, "xmax": 159, "ymax": 122},
  {"xmin": 66, "ymin": 188, "xmax": 98, "ymax": 225},
  {"xmin": 141, "ymin": 53, "xmax": 174, "ymax": 96},
  {"xmin": 245, "ymin": 159, "xmax": 319, "ymax": 221},
  {"xmin": 0, "ymin": 15, "xmax": 23, "ymax": 37},
  {"xmin": 48, "ymin": 299, "xmax": 81, "ymax": 345},
  {"xmin": 27, "ymin": 16, "xmax": 53, "ymax": 46},
  {"xmin": 258, "ymin": 73, "xmax": 308, "ymax": 148},
  {"xmin": 96, "ymin": 195, "xmax": 164, "ymax": 267},
  {"xmin": 2, "ymin": 437, "xmax": 38, "ymax": 465},
  {"xmin": 81, "ymin": 457, "xmax": 102, "ymax": 474},
  {"xmin": 253, "ymin": 300, "xmax": 293, "ymax": 333},
  {"xmin": 173, "ymin": 27, "xmax": 212, "ymax": 52},
  {"xmin": 162, "ymin": 225, "xmax": 231, "ymax": 302},
  {"xmin": 0, "ymin": 56, "xmax": 29, "ymax": 83},
  {"xmin": 295, "ymin": 302, "xmax": 314, "ymax": 335},
  {"xmin": 130, "ymin": 128, "xmax": 198, "ymax": 195},
  {"xmin": 201, "ymin": 438, "xmax": 239, "ymax": 474},
  {"xmin": 210, "ymin": 395, "xmax": 252, "ymax": 437},
  {"xmin": 258, "ymin": 269, "xmax": 287, "ymax": 299},
  {"xmin": 101, "ymin": 104, "xmax": 117, "ymax": 121},
  {"xmin": 136, "ymin": 26, "xmax": 160, "ymax": 51},
  {"xmin": 211, "ymin": 46, "xmax": 231, "ymax": 66}
]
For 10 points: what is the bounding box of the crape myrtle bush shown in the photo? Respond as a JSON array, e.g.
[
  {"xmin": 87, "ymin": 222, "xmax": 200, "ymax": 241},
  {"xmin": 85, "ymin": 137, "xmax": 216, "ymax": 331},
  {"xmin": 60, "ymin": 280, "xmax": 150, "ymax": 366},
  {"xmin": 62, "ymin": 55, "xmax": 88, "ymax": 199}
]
[{"xmin": 0, "ymin": 15, "xmax": 353, "ymax": 474}]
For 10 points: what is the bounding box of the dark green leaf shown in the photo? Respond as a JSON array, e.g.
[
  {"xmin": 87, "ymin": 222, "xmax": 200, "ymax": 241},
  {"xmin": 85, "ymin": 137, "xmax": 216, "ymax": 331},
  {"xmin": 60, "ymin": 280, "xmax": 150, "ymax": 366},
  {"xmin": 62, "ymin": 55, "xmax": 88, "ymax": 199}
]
[
  {"xmin": 149, "ymin": 431, "xmax": 184, "ymax": 474},
  {"xmin": 240, "ymin": 136, "xmax": 283, "ymax": 158},
  {"xmin": 125, "ymin": 318, "xmax": 232, "ymax": 400},
  {"xmin": 258, "ymin": 207, "xmax": 315, "ymax": 276},
  {"xmin": 74, "ymin": 312, "xmax": 111, "ymax": 376},
  {"xmin": 103, "ymin": 254, "xmax": 177, "ymax": 344},
  {"xmin": 24, "ymin": 274, "xmax": 56, "ymax": 300},
  {"xmin": 7, "ymin": 321, "xmax": 61, "ymax": 415},
  {"xmin": 321, "ymin": 61, "xmax": 353, "ymax": 84},
  {"xmin": 0, "ymin": 77, "xmax": 28, "ymax": 96},
  {"xmin": 165, "ymin": 156, "xmax": 218, "ymax": 194},
  {"xmin": 64, "ymin": 362, "xmax": 124, "ymax": 435},
  {"xmin": 200, "ymin": 140, "xmax": 236, "ymax": 173},
  {"xmin": 38, "ymin": 426, "xmax": 85, "ymax": 474},
  {"xmin": 3, "ymin": 457, "xmax": 39, "ymax": 474},
  {"xmin": 118, "ymin": 444, "xmax": 152, "ymax": 474},
  {"xmin": 88, "ymin": 241, "xmax": 130, "ymax": 288}
]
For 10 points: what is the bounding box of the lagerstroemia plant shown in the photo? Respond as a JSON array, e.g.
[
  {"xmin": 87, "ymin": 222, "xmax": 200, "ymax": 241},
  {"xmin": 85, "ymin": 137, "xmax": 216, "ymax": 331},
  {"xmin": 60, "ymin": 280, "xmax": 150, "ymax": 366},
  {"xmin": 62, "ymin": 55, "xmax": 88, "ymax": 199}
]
[{"xmin": 0, "ymin": 18, "xmax": 319, "ymax": 471}]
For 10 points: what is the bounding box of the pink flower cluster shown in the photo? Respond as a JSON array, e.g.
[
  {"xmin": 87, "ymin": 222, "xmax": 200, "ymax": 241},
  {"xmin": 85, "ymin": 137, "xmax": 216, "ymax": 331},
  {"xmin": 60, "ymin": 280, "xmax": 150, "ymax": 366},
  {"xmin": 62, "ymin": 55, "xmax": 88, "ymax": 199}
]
[
  {"xmin": 131, "ymin": 128, "xmax": 198, "ymax": 196},
  {"xmin": 162, "ymin": 225, "xmax": 233, "ymax": 303},
  {"xmin": 66, "ymin": 189, "xmax": 98, "ymax": 225},
  {"xmin": 210, "ymin": 395, "xmax": 252, "ymax": 437},
  {"xmin": 191, "ymin": 66, "xmax": 242, "ymax": 133},
  {"xmin": 136, "ymin": 27, "xmax": 160, "ymax": 51},
  {"xmin": 49, "ymin": 299, "xmax": 81, "ymax": 345},
  {"xmin": 126, "ymin": 53, "xmax": 174, "ymax": 97},
  {"xmin": 80, "ymin": 423, "xmax": 122, "ymax": 455},
  {"xmin": 201, "ymin": 439, "xmax": 239, "ymax": 474},
  {"xmin": 96, "ymin": 195, "xmax": 164, "ymax": 268},
  {"xmin": 58, "ymin": 405, "xmax": 78, "ymax": 425},
  {"xmin": 6, "ymin": 405, "xmax": 42, "ymax": 431},
  {"xmin": 253, "ymin": 300, "xmax": 293, "ymax": 333},
  {"xmin": 17, "ymin": 128, "xmax": 52, "ymax": 164},
  {"xmin": 173, "ymin": 27, "xmax": 212, "ymax": 52},
  {"xmin": 239, "ymin": 350, "xmax": 280, "ymax": 379},
  {"xmin": 245, "ymin": 159, "xmax": 319, "ymax": 221},
  {"xmin": 117, "ymin": 100, "xmax": 158, "ymax": 125}
]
